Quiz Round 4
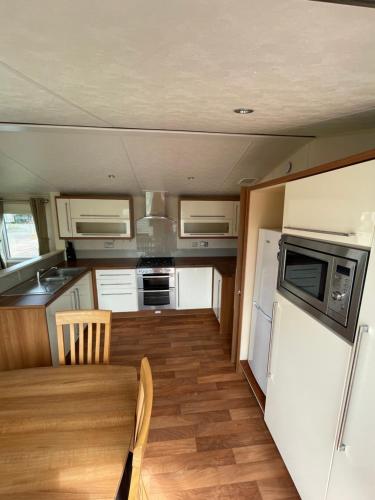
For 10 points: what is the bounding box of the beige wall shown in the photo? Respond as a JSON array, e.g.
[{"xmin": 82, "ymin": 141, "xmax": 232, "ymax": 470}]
[{"xmin": 260, "ymin": 128, "xmax": 375, "ymax": 183}]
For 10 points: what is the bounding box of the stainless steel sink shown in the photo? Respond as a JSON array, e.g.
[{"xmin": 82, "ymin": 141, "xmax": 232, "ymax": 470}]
[{"xmin": 2, "ymin": 267, "xmax": 87, "ymax": 296}]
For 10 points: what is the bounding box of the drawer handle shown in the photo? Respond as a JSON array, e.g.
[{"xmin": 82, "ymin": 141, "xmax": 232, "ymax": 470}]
[
  {"xmin": 99, "ymin": 282, "xmax": 133, "ymax": 286},
  {"xmin": 97, "ymin": 273, "xmax": 133, "ymax": 276},
  {"xmin": 284, "ymin": 226, "xmax": 356, "ymax": 237}
]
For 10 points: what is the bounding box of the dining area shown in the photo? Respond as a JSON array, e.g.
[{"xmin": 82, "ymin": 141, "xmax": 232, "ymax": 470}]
[{"xmin": 0, "ymin": 309, "xmax": 153, "ymax": 500}]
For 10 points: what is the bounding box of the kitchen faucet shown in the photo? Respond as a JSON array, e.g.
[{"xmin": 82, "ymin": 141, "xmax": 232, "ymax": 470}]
[{"xmin": 36, "ymin": 266, "xmax": 58, "ymax": 285}]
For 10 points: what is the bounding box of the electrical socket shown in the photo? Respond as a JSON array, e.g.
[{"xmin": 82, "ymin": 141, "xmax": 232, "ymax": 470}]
[{"xmin": 104, "ymin": 240, "xmax": 115, "ymax": 249}]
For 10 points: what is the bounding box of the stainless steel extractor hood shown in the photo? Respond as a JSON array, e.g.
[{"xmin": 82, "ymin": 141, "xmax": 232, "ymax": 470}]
[{"xmin": 141, "ymin": 191, "xmax": 174, "ymax": 221}]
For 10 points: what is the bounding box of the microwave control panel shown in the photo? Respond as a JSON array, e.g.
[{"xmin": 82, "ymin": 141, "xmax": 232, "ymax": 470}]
[{"xmin": 327, "ymin": 257, "xmax": 356, "ymax": 326}]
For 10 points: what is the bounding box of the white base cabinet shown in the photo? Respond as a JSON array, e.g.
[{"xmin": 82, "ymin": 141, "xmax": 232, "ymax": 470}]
[
  {"xmin": 96, "ymin": 269, "xmax": 138, "ymax": 312},
  {"xmin": 46, "ymin": 273, "xmax": 94, "ymax": 366},
  {"xmin": 176, "ymin": 267, "xmax": 213, "ymax": 309},
  {"xmin": 265, "ymin": 292, "xmax": 351, "ymax": 500}
]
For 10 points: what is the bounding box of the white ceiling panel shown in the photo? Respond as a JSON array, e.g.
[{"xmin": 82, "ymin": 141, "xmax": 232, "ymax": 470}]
[
  {"xmin": 0, "ymin": 129, "xmax": 140, "ymax": 194},
  {"xmin": 0, "ymin": 0, "xmax": 374, "ymax": 135},
  {"xmin": 0, "ymin": 63, "xmax": 106, "ymax": 127},
  {"xmin": 220, "ymin": 136, "xmax": 312, "ymax": 193},
  {"xmin": 122, "ymin": 131, "xmax": 253, "ymax": 194},
  {"xmin": 0, "ymin": 149, "xmax": 53, "ymax": 193}
]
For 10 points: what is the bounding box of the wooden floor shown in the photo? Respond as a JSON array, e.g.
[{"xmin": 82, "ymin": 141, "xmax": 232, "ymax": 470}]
[{"xmin": 111, "ymin": 311, "xmax": 299, "ymax": 500}]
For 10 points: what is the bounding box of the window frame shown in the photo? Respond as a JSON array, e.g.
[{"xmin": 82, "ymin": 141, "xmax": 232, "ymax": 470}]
[{"xmin": 2, "ymin": 203, "xmax": 39, "ymax": 262}]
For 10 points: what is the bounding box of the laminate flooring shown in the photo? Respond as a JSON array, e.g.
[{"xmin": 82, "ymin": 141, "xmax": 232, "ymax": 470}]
[{"xmin": 111, "ymin": 311, "xmax": 300, "ymax": 500}]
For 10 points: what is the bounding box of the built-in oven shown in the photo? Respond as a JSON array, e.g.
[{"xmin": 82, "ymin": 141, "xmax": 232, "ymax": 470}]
[
  {"xmin": 278, "ymin": 235, "xmax": 369, "ymax": 343},
  {"xmin": 136, "ymin": 260, "xmax": 176, "ymax": 310}
]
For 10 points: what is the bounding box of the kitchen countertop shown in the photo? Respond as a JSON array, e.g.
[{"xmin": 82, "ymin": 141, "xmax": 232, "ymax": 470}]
[{"xmin": 0, "ymin": 256, "xmax": 236, "ymax": 309}]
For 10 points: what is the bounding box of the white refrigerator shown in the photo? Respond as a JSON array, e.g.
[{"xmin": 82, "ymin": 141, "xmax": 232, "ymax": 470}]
[{"xmin": 248, "ymin": 228, "xmax": 281, "ymax": 394}]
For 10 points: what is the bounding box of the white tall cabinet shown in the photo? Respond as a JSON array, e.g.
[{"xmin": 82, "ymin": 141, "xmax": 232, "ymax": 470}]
[
  {"xmin": 176, "ymin": 267, "xmax": 213, "ymax": 309},
  {"xmin": 265, "ymin": 292, "xmax": 351, "ymax": 500},
  {"xmin": 326, "ymin": 238, "xmax": 375, "ymax": 500}
]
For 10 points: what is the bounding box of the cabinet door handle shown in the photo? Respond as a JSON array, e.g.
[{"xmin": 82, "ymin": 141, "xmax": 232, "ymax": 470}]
[
  {"xmin": 337, "ymin": 324, "xmax": 368, "ymax": 452},
  {"xmin": 65, "ymin": 202, "xmax": 70, "ymax": 232},
  {"xmin": 267, "ymin": 301, "xmax": 278, "ymax": 378},
  {"xmin": 75, "ymin": 288, "xmax": 81, "ymax": 309},
  {"xmin": 79, "ymin": 214, "xmax": 120, "ymax": 218},
  {"xmin": 234, "ymin": 204, "xmax": 239, "ymax": 234},
  {"xmin": 187, "ymin": 233, "xmax": 226, "ymax": 236},
  {"xmin": 177, "ymin": 272, "xmax": 180, "ymax": 308},
  {"xmin": 101, "ymin": 292, "xmax": 133, "ymax": 296},
  {"xmin": 190, "ymin": 215, "xmax": 226, "ymax": 218},
  {"xmin": 284, "ymin": 226, "xmax": 356, "ymax": 237}
]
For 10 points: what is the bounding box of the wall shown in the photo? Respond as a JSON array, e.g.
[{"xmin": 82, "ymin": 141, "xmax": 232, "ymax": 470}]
[
  {"xmin": 260, "ymin": 128, "xmax": 375, "ymax": 182},
  {"xmin": 53, "ymin": 195, "xmax": 238, "ymax": 258},
  {"xmin": 239, "ymin": 186, "xmax": 285, "ymax": 361}
]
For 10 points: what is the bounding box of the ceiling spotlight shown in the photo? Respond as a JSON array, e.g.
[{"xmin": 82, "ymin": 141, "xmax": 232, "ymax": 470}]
[
  {"xmin": 108, "ymin": 174, "xmax": 116, "ymax": 179},
  {"xmin": 233, "ymin": 108, "xmax": 254, "ymax": 114},
  {"xmin": 187, "ymin": 176, "xmax": 195, "ymax": 180}
]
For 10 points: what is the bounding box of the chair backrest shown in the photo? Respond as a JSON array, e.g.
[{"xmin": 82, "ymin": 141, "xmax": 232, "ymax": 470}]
[
  {"xmin": 55, "ymin": 309, "xmax": 112, "ymax": 365},
  {"xmin": 128, "ymin": 357, "xmax": 153, "ymax": 500}
]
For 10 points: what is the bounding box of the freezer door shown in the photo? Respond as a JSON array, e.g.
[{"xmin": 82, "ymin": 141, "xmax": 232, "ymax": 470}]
[
  {"xmin": 248, "ymin": 305, "xmax": 272, "ymax": 394},
  {"xmin": 253, "ymin": 229, "xmax": 281, "ymax": 317}
]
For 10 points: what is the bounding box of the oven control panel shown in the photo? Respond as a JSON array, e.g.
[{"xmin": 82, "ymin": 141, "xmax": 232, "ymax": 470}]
[{"xmin": 327, "ymin": 257, "xmax": 356, "ymax": 327}]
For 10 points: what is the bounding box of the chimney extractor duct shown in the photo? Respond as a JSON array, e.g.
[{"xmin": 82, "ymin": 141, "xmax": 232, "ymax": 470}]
[{"xmin": 142, "ymin": 191, "xmax": 174, "ymax": 221}]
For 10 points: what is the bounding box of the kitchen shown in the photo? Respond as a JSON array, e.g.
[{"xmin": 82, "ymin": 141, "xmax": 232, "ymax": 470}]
[{"xmin": 1, "ymin": 1, "xmax": 375, "ymax": 499}]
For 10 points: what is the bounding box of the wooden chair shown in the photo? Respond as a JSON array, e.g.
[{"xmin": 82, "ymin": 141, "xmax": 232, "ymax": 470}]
[
  {"xmin": 55, "ymin": 309, "xmax": 112, "ymax": 365},
  {"xmin": 128, "ymin": 357, "xmax": 154, "ymax": 500}
]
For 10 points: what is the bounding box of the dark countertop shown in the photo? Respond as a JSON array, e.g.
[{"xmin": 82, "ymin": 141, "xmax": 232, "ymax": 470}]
[{"xmin": 0, "ymin": 256, "xmax": 236, "ymax": 309}]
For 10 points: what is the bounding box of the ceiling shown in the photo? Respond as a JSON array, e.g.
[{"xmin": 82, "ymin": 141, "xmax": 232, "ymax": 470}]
[
  {"xmin": 0, "ymin": 0, "xmax": 374, "ymax": 194},
  {"xmin": 0, "ymin": 127, "xmax": 310, "ymax": 194}
]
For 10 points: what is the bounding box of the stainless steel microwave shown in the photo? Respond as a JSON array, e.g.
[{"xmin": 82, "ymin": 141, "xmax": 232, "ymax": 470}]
[{"xmin": 277, "ymin": 235, "xmax": 369, "ymax": 343}]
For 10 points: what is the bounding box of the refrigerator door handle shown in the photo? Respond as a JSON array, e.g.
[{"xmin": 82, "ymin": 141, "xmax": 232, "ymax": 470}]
[{"xmin": 267, "ymin": 301, "xmax": 278, "ymax": 378}]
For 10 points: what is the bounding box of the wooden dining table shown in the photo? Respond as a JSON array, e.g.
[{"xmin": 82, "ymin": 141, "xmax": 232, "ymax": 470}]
[{"xmin": 0, "ymin": 364, "xmax": 137, "ymax": 499}]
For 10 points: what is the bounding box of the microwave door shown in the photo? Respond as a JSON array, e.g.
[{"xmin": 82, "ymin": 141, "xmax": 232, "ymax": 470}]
[{"xmin": 280, "ymin": 244, "xmax": 334, "ymax": 314}]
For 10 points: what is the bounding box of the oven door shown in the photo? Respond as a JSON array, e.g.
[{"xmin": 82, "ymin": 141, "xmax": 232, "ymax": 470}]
[
  {"xmin": 138, "ymin": 289, "xmax": 176, "ymax": 310},
  {"xmin": 138, "ymin": 273, "xmax": 173, "ymax": 291},
  {"xmin": 278, "ymin": 242, "xmax": 334, "ymax": 314}
]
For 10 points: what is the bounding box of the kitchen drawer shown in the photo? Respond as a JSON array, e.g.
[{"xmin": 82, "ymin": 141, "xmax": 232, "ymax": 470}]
[
  {"xmin": 97, "ymin": 290, "xmax": 138, "ymax": 312},
  {"xmin": 96, "ymin": 269, "xmax": 136, "ymax": 285}
]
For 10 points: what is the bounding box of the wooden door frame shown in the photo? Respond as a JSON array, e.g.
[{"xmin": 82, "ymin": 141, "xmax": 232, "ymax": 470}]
[{"xmin": 231, "ymin": 147, "xmax": 375, "ymax": 371}]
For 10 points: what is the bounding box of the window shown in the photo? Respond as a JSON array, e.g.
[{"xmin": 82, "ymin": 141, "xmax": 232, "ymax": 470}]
[{"xmin": 3, "ymin": 213, "xmax": 39, "ymax": 260}]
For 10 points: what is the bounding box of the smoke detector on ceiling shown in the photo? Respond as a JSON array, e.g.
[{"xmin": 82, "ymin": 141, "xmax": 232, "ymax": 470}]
[{"xmin": 238, "ymin": 177, "xmax": 258, "ymax": 186}]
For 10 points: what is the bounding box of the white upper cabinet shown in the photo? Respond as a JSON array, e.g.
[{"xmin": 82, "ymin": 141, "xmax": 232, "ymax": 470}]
[
  {"xmin": 176, "ymin": 267, "xmax": 213, "ymax": 309},
  {"xmin": 56, "ymin": 198, "xmax": 73, "ymax": 238},
  {"xmin": 180, "ymin": 199, "xmax": 239, "ymax": 238},
  {"xmin": 283, "ymin": 159, "xmax": 375, "ymax": 247},
  {"xmin": 265, "ymin": 292, "xmax": 351, "ymax": 500},
  {"xmin": 69, "ymin": 198, "xmax": 130, "ymax": 219},
  {"xmin": 55, "ymin": 196, "xmax": 133, "ymax": 239}
]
